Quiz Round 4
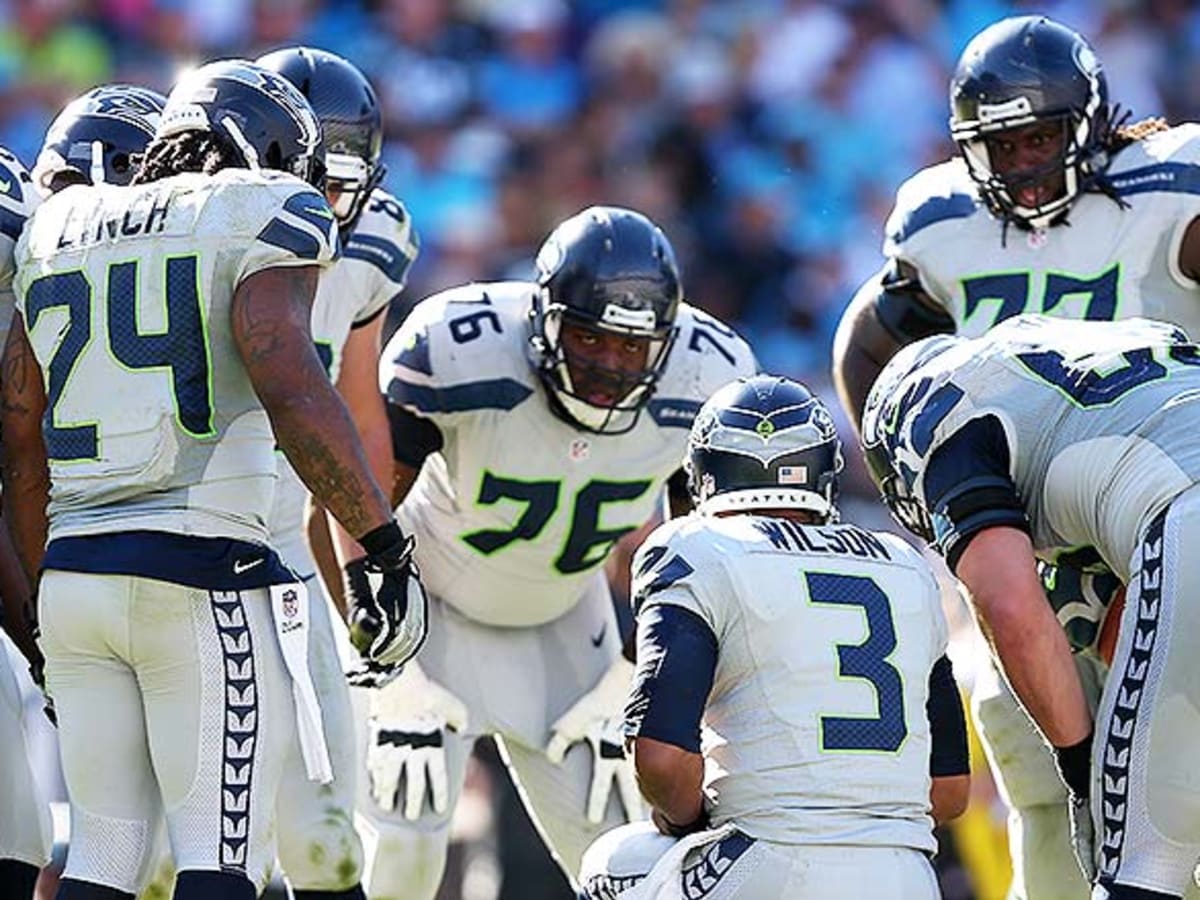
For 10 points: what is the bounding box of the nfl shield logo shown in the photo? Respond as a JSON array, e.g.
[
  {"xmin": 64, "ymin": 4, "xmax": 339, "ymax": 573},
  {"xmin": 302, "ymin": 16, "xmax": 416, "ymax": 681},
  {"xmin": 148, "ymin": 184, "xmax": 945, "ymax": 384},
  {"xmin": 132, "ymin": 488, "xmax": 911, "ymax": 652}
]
[
  {"xmin": 282, "ymin": 589, "xmax": 298, "ymax": 619},
  {"xmin": 569, "ymin": 438, "xmax": 591, "ymax": 462}
]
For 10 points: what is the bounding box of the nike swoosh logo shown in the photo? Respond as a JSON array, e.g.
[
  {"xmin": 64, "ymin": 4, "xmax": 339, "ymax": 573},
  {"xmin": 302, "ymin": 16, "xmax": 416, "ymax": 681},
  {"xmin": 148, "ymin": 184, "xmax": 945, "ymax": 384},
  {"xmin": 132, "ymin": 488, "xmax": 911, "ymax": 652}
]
[
  {"xmin": 233, "ymin": 557, "xmax": 265, "ymax": 575},
  {"xmin": 590, "ymin": 624, "xmax": 607, "ymax": 648}
]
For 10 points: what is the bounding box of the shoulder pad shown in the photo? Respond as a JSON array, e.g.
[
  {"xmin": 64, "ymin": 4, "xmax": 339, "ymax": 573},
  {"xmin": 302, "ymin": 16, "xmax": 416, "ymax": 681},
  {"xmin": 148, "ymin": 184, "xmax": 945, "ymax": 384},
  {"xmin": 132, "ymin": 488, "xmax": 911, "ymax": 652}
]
[
  {"xmin": 651, "ymin": 304, "xmax": 758, "ymax": 430},
  {"xmin": 631, "ymin": 516, "xmax": 711, "ymax": 612},
  {"xmin": 379, "ymin": 281, "xmax": 537, "ymax": 419},
  {"xmin": 343, "ymin": 188, "xmax": 420, "ymax": 288},
  {"xmin": 884, "ymin": 159, "xmax": 979, "ymax": 253},
  {"xmin": 201, "ymin": 170, "xmax": 340, "ymax": 264}
]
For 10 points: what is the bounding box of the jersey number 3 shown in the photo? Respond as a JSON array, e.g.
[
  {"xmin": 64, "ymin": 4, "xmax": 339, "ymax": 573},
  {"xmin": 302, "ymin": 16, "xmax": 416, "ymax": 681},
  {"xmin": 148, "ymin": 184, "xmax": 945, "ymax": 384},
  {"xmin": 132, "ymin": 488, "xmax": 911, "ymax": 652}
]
[
  {"xmin": 807, "ymin": 572, "xmax": 907, "ymax": 753},
  {"xmin": 25, "ymin": 255, "xmax": 213, "ymax": 461}
]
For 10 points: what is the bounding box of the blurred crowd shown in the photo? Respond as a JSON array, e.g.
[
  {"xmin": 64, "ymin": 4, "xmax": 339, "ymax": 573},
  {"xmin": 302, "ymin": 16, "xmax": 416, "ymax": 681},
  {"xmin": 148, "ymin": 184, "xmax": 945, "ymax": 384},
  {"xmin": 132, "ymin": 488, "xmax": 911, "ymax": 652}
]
[
  {"xmin": 8, "ymin": 1, "xmax": 1200, "ymax": 898},
  {"xmin": 5, "ymin": 0, "xmax": 1200, "ymax": 438}
]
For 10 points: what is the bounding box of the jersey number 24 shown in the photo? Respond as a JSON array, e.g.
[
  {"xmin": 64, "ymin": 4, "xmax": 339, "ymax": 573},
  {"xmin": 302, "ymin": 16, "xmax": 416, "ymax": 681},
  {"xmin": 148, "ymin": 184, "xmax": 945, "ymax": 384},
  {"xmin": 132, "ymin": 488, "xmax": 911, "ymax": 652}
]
[{"xmin": 25, "ymin": 256, "xmax": 213, "ymax": 461}]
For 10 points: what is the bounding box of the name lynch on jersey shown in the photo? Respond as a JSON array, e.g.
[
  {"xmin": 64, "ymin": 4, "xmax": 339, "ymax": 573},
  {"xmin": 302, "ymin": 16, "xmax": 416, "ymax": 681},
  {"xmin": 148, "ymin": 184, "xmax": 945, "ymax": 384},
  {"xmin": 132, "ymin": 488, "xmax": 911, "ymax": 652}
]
[{"xmin": 56, "ymin": 189, "xmax": 171, "ymax": 250}]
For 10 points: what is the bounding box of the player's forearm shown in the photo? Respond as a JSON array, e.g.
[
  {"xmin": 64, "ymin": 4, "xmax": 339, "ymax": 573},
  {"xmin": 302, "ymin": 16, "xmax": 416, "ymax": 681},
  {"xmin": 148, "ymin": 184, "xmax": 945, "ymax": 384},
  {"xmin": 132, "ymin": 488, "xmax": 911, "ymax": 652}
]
[
  {"xmin": 233, "ymin": 266, "xmax": 393, "ymax": 540},
  {"xmin": 1, "ymin": 461, "xmax": 48, "ymax": 584},
  {"xmin": 329, "ymin": 395, "xmax": 393, "ymax": 567},
  {"xmin": 632, "ymin": 737, "xmax": 704, "ymax": 829},
  {"xmin": 265, "ymin": 390, "xmax": 392, "ymax": 540},
  {"xmin": 831, "ymin": 283, "xmax": 900, "ymax": 437},
  {"xmin": 957, "ymin": 527, "xmax": 1092, "ymax": 747},
  {"xmin": 0, "ymin": 321, "xmax": 50, "ymax": 583},
  {"xmin": 931, "ymin": 774, "xmax": 970, "ymax": 824}
]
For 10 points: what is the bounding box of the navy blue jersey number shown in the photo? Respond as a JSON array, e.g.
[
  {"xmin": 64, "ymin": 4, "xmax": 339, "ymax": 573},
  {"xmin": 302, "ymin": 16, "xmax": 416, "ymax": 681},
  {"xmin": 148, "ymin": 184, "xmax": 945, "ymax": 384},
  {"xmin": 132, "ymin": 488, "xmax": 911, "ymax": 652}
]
[
  {"xmin": 25, "ymin": 255, "xmax": 214, "ymax": 461},
  {"xmin": 807, "ymin": 572, "xmax": 907, "ymax": 753}
]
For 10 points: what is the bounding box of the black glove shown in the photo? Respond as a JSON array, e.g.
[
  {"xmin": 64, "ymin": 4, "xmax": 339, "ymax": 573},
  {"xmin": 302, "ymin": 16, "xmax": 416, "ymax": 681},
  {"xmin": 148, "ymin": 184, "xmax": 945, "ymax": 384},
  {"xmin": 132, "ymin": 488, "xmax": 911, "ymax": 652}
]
[
  {"xmin": 346, "ymin": 522, "xmax": 429, "ymax": 669},
  {"xmin": 1055, "ymin": 732, "xmax": 1096, "ymax": 882}
]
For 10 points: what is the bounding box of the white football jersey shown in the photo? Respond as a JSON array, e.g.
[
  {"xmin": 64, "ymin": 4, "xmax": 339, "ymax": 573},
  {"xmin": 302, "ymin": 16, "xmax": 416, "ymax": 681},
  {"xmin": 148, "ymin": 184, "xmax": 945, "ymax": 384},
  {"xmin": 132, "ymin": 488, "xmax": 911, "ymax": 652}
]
[
  {"xmin": 268, "ymin": 188, "xmax": 418, "ymax": 573},
  {"xmin": 380, "ymin": 281, "xmax": 758, "ymax": 627},
  {"xmin": 886, "ymin": 125, "xmax": 1200, "ymax": 337},
  {"xmin": 14, "ymin": 168, "xmax": 339, "ymax": 543},
  {"xmin": 0, "ymin": 147, "xmax": 40, "ymax": 351},
  {"xmin": 876, "ymin": 314, "xmax": 1200, "ymax": 583},
  {"xmin": 632, "ymin": 512, "xmax": 946, "ymax": 851}
]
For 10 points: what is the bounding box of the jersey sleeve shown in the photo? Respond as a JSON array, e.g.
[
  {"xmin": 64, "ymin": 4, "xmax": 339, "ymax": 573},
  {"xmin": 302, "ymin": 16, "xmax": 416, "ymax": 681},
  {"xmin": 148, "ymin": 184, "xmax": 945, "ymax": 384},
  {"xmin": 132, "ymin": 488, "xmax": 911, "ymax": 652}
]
[
  {"xmin": 228, "ymin": 173, "xmax": 341, "ymax": 286},
  {"xmin": 343, "ymin": 188, "xmax": 420, "ymax": 325},
  {"xmin": 1144, "ymin": 125, "xmax": 1200, "ymax": 290},
  {"xmin": 882, "ymin": 161, "xmax": 977, "ymax": 313},
  {"xmin": 919, "ymin": 414, "xmax": 1029, "ymax": 570},
  {"xmin": 630, "ymin": 517, "xmax": 729, "ymax": 637},
  {"xmin": 377, "ymin": 283, "xmax": 535, "ymax": 436},
  {"xmin": 0, "ymin": 148, "xmax": 38, "ymax": 291}
]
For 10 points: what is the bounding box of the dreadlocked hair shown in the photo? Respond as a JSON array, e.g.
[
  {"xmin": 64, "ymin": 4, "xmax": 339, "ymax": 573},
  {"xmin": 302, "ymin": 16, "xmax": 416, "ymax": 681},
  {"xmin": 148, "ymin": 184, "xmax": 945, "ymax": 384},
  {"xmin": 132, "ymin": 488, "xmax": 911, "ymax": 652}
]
[
  {"xmin": 1085, "ymin": 104, "xmax": 1171, "ymax": 213},
  {"xmin": 1102, "ymin": 104, "xmax": 1171, "ymax": 154},
  {"xmin": 132, "ymin": 130, "xmax": 244, "ymax": 185}
]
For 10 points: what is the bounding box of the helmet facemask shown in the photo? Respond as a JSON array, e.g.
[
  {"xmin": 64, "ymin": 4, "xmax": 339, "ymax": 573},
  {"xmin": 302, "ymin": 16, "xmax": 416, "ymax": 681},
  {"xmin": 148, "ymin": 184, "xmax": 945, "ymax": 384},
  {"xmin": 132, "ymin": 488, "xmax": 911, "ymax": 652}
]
[
  {"xmin": 949, "ymin": 16, "xmax": 1110, "ymax": 231},
  {"xmin": 533, "ymin": 292, "xmax": 677, "ymax": 435},
  {"xmin": 325, "ymin": 150, "xmax": 384, "ymax": 228},
  {"xmin": 955, "ymin": 107, "xmax": 1104, "ymax": 230}
]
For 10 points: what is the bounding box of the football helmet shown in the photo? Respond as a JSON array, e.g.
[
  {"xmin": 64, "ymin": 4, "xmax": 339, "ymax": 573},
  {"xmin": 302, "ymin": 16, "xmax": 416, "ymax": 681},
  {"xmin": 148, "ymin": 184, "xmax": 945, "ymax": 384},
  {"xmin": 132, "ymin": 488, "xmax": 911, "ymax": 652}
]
[
  {"xmin": 860, "ymin": 335, "xmax": 965, "ymax": 541},
  {"xmin": 255, "ymin": 46, "xmax": 384, "ymax": 229},
  {"xmin": 156, "ymin": 59, "xmax": 325, "ymax": 188},
  {"xmin": 950, "ymin": 16, "xmax": 1110, "ymax": 229},
  {"xmin": 34, "ymin": 84, "xmax": 166, "ymax": 190},
  {"xmin": 686, "ymin": 375, "xmax": 842, "ymax": 521},
  {"xmin": 530, "ymin": 206, "xmax": 681, "ymax": 435}
]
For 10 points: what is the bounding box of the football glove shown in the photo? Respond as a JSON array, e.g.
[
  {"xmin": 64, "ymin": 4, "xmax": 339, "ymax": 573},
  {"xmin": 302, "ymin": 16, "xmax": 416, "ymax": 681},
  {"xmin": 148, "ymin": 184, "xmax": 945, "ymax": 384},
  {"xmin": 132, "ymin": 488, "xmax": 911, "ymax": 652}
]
[
  {"xmin": 346, "ymin": 523, "xmax": 428, "ymax": 669},
  {"xmin": 1054, "ymin": 732, "xmax": 1096, "ymax": 883},
  {"xmin": 364, "ymin": 662, "xmax": 469, "ymax": 820},
  {"xmin": 546, "ymin": 656, "xmax": 642, "ymax": 824}
]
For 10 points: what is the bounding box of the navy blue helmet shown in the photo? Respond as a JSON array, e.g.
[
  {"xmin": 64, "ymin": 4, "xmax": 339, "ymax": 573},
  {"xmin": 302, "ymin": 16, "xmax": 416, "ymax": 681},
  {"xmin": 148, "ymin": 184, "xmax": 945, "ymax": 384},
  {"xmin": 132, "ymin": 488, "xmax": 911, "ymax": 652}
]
[
  {"xmin": 255, "ymin": 46, "xmax": 384, "ymax": 229},
  {"xmin": 860, "ymin": 335, "xmax": 966, "ymax": 541},
  {"xmin": 35, "ymin": 84, "xmax": 166, "ymax": 189},
  {"xmin": 531, "ymin": 206, "xmax": 682, "ymax": 435},
  {"xmin": 687, "ymin": 375, "xmax": 842, "ymax": 521},
  {"xmin": 156, "ymin": 59, "xmax": 326, "ymax": 188},
  {"xmin": 950, "ymin": 16, "xmax": 1110, "ymax": 228}
]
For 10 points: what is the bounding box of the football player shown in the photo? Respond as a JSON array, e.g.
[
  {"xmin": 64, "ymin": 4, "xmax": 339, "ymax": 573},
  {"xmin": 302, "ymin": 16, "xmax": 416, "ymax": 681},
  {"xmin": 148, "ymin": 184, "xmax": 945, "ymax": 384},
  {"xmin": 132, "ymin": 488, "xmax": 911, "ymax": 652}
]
[
  {"xmin": 830, "ymin": 16, "xmax": 1200, "ymax": 898},
  {"xmin": 254, "ymin": 45, "xmax": 419, "ymax": 900},
  {"xmin": 578, "ymin": 375, "xmax": 968, "ymax": 899},
  {"xmin": 0, "ymin": 145, "xmax": 51, "ymax": 900},
  {"xmin": 357, "ymin": 206, "xmax": 758, "ymax": 898},
  {"xmin": 1, "ymin": 60, "xmax": 424, "ymax": 900},
  {"xmin": 862, "ymin": 313, "xmax": 1200, "ymax": 898}
]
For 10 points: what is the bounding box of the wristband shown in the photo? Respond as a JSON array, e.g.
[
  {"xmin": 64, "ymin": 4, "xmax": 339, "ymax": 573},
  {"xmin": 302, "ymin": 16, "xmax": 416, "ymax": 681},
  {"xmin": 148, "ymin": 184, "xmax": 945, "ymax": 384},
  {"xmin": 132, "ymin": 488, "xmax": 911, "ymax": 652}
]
[
  {"xmin": 1054, "ymin": 731, "xmax": 1094, "ymax": 799},
  {"xmin": 359, "ymin": 521, "xmax": 406, "ymax": 559}
]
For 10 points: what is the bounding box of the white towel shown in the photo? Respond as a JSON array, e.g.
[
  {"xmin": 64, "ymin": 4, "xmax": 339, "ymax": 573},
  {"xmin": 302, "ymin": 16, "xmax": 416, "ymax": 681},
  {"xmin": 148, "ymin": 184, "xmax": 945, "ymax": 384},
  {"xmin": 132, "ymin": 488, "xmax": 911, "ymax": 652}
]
[{"xmin": 270, "ymin": 581, "xmax": 333, "ymax": 783}]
